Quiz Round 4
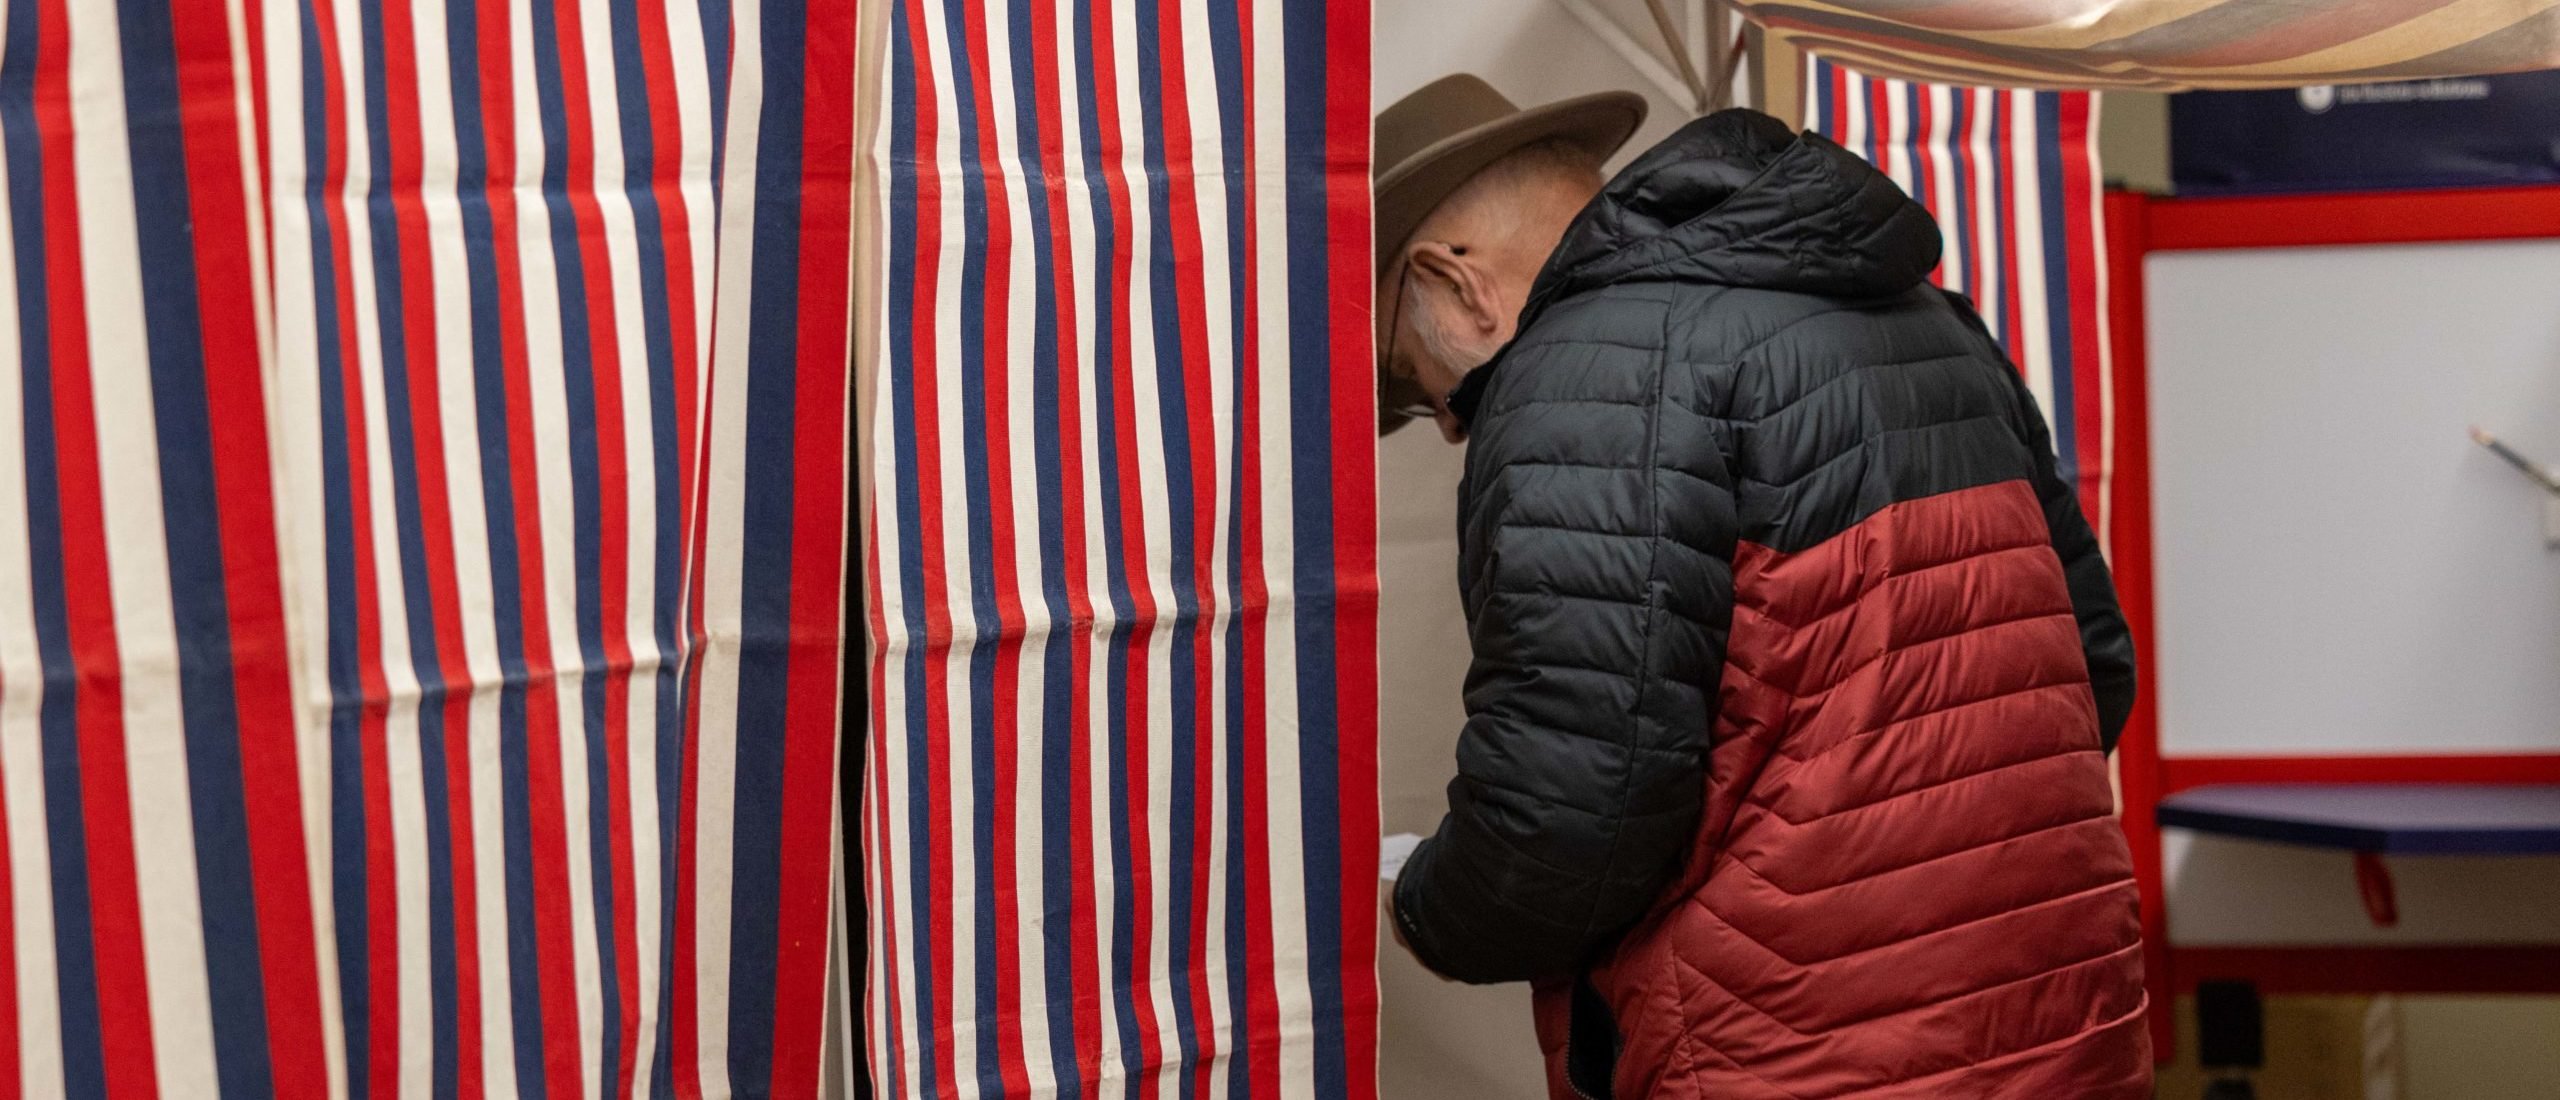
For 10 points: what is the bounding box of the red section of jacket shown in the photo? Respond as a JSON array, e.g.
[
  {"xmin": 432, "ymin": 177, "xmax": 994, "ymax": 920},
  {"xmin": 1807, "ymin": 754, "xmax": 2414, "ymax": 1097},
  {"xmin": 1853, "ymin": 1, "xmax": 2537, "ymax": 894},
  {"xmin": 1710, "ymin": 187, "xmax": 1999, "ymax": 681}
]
[{"xmin": 1536, "ymin": 480, "xmax": 2149, "ymax": 1099}]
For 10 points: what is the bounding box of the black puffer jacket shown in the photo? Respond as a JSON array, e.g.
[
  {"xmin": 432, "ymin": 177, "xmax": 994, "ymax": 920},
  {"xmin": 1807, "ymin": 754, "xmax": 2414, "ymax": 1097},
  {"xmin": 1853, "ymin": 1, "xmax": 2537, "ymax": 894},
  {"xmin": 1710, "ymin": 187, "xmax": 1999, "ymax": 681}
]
[{"xmin": 1390, "ymin": 106, "xmax": 2138, "ymax": 1010}]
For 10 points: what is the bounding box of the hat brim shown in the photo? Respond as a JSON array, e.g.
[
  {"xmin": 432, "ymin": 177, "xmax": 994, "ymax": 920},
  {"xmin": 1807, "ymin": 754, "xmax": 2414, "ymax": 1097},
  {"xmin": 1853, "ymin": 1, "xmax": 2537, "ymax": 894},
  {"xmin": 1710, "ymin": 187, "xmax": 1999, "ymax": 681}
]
[
  {"xmin": 1375, "ymin": 90, "xmax": 1648, "ymax": 276},
  {"xmin": 1375, "ymin": 90, "xmax": 1647, "ymax": 435}
]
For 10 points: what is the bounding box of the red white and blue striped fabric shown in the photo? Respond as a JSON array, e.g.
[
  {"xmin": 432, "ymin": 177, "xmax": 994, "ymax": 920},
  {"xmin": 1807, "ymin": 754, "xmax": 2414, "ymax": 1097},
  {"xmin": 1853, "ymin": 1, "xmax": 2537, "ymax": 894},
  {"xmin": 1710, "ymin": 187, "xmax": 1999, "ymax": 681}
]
[
  {"xmin": 1803, "ymin": 58, "xmax": 2118, "ymax": 546},
  {"xmin": 0, "ymin": 0, "xmax": 853, "ymax": 1095},
  {"xmin": 861, "ymin": 0, "xmax": 1379, "ymax": 1095}
]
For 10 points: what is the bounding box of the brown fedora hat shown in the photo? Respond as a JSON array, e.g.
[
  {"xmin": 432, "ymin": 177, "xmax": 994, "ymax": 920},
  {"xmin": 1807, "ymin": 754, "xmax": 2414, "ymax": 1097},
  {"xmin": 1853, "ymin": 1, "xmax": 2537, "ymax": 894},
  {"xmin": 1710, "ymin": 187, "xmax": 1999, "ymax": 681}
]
[{"xmin": 1374, "ymin": 75, "xmax": 1645, "ymax": 432}]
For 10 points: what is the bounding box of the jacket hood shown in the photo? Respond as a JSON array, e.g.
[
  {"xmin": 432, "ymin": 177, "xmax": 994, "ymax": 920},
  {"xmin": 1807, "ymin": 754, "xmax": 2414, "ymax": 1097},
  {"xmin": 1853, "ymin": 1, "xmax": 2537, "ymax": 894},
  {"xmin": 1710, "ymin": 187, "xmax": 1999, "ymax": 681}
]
[{"xmin": 1522, "ymin": 108, "xmax": 1942, "ymax": 319}]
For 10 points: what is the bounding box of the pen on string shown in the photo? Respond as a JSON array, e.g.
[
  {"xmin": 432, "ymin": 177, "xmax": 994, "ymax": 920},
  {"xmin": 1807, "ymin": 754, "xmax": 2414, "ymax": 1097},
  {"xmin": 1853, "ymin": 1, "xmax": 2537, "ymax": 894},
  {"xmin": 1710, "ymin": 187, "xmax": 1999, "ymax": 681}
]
[{"xmin": 2469, "ymin": 425, "xmax": 2560, "ymax": 494}]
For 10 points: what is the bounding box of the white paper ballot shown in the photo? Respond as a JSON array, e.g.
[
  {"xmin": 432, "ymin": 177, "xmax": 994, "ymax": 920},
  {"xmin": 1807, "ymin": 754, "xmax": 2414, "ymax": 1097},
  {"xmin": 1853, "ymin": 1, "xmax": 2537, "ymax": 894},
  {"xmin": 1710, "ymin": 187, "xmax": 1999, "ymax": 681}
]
[{"xmin": 1379, "ymin": 833, "xmax": 1423, "ymax": 882}]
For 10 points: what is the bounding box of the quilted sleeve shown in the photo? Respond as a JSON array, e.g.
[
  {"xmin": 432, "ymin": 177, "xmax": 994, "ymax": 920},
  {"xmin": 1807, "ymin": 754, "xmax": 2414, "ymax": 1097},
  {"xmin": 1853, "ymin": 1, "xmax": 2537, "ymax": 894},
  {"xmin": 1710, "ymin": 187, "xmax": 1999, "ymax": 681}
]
[
  {"xmin": 2005, "ymin": 363, "xmax": 2137, "ymax": 751},
  {"xmin": 1940, "ymin": 289, "xmax": 2136, "ymax": 751},
  {"xmin": 1392, "ymin": 334, "xmax": 1738, "ymax": 985}
]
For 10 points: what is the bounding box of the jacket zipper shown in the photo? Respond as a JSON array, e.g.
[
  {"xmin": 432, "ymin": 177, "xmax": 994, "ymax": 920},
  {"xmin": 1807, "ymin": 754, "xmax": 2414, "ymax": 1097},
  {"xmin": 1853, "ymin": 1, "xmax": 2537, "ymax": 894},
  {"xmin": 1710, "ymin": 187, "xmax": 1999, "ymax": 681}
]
[
  {"xmin": 1561, "ymin": 1027, "xmax": 1602, "ymax": 1100},
  {"xmin": 1562, "ymin": 976, "xmax": 1608, "ymax": 1100}
]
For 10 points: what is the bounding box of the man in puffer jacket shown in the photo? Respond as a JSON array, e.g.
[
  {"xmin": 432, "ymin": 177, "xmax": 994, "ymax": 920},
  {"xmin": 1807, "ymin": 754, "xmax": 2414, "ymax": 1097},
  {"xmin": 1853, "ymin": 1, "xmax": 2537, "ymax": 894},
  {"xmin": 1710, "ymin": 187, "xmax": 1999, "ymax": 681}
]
[{"xmin": 1377, "ymin": 77, "xmax": 2152, "ymax": 1099}]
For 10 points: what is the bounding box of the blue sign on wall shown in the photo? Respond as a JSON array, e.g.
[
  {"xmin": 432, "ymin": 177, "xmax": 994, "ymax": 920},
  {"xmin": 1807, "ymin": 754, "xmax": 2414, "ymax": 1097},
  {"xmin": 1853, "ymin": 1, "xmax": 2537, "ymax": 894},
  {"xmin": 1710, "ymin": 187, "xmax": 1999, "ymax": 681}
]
[{"xmin": 2172, "ymin": 70, "xmax": 2560, "ymax": 195}]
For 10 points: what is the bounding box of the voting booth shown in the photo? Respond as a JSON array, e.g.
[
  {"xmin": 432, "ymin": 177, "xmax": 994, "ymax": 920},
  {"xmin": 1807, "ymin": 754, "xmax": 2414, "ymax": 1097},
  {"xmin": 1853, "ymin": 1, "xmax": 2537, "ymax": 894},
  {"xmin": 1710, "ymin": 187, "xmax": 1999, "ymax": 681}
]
[
  {"xmin": 4, "ymin": 0, "xmax": 2557, "ymax": 1096},
  {"xmin": 2109, "ymin": 184, "xmax": 2560, "ymax": 1063}
]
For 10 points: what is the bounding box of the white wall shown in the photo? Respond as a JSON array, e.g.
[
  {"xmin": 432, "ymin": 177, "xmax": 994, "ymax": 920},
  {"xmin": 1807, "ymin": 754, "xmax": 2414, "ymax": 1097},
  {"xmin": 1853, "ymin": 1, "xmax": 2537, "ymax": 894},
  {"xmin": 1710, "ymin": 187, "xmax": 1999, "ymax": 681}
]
[
  {"xmin": 2098, "ymin": 90, "xmax": 2171, "ymax": 192},
  {"xmin": 2399, "ymin": 997, "xmax": 2560, "ymax": 1097},
  {"xmin": 1374, "ymin": 0, "xmax": 1710, "ymax": 154},
  {"xmin": 2147, "ymin": 241, "xmax": 2560, "ymax": 763}
]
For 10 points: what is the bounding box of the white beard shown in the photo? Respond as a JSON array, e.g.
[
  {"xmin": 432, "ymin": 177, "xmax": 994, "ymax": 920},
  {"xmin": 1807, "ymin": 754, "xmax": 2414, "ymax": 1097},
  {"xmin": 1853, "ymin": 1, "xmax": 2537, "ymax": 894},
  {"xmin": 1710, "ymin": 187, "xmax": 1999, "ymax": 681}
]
[{"xmin": 1410, "ymin": 285, "xmax": 1502, "ymax": 379}]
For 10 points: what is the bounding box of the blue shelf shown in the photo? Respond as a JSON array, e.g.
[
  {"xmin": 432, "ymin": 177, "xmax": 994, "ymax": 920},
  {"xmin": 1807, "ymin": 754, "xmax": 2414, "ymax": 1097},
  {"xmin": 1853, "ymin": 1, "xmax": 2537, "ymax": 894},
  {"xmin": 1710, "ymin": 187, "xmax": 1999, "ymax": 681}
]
[{"xmin": 2157, "ymin": 784, "xmax": 2560, "ymax": 855}]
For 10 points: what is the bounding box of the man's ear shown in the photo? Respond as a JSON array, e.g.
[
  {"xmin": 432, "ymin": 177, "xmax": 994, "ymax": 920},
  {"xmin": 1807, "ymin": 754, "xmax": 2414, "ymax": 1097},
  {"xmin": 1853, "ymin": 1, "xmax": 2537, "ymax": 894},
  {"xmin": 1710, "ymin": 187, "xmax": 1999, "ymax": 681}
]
[{"xmin": 1404, "ymin": 241, "xmax": 1502, "ymax": 339}]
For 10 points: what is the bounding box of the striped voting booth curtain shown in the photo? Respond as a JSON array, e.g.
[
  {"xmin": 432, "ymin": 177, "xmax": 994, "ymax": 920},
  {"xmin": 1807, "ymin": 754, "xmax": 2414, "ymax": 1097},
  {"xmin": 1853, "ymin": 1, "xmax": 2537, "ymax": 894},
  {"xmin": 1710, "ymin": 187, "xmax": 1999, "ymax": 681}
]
[
  {"xmin": 860, "ymin": 0, "xmax": 1378, "ymax": 1095},
  {"xmin": 0, "ymin": 0, "xmax": 853, "ymax": 1096},
  {"xmin": 1803, "ymin": 58, "xmax": 2120, "ymax": 547}
]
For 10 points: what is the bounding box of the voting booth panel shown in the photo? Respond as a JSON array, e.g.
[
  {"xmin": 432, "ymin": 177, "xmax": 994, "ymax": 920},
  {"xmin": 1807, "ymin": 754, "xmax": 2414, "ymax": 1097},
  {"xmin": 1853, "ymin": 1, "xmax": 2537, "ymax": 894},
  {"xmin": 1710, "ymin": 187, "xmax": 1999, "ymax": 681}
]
[
  {"xmin": 0, "ymin": 0, "xmax": 853, "ymax": 1095},
  {"xmin": 2107, "ymin": 185, "xmax": 2560, "ymax": 1068},
  {"xmin": 856, "ymin": 0, "xmax": 1381, "ymax": 1096}
]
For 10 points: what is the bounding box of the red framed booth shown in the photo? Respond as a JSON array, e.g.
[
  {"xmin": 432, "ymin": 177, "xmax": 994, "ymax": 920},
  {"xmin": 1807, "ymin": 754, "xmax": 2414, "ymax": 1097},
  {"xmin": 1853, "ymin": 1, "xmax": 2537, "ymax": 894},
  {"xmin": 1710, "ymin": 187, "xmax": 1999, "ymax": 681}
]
[{"xmin": 2102, "ymin": 185, "xmax": 2560, "ymax": 1058}]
